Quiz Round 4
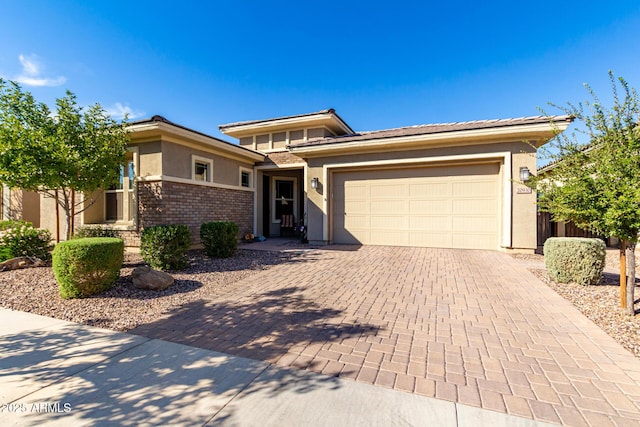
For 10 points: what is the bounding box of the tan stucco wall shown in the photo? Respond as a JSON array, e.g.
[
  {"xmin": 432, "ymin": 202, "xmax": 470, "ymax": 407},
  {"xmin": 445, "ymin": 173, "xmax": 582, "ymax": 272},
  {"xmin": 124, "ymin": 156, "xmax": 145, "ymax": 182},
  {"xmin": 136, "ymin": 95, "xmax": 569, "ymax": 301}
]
[
  {"xmin": 4, "ymin": 189, "xmax": 40, "ymax": 226},
  {"xmin": 160, "ymin": 140, "xmax": 254, "ymax": 186},
  {"xmin": 510, "ymin": 146, "xmax": 537, "ymax": 249},
  {"xmin": 302, "ymin": 140, "xmax": 538, "ymax": 250},
  {"xmin": 83, "ymin": 190, "xmax": 105, "ymax": 224},
  {"xmin": 137, "ymin": 141, "xmax": 163, "ymax": 177},
  {"xmin": 21, "ymin": 190, "xmax": 40, "ymax": 227}
]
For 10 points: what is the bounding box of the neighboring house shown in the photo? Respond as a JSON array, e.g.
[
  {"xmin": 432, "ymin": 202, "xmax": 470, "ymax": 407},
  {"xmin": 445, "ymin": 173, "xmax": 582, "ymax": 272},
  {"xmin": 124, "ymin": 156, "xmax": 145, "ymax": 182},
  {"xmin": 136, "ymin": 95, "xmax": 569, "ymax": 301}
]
[
  {"xmin": 536, "ymin": 160, "xmax": 614, "ymax": 247},
  {"xmin": 26, "ymin": 109, "xmax": 571, "ymax": 252}
]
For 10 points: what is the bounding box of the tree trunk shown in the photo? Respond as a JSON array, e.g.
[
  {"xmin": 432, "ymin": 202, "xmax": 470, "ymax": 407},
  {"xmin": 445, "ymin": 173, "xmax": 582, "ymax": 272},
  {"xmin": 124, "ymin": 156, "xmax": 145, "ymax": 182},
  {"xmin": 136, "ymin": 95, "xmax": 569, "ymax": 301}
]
[
  {"xmin": 54, "ymin": 190, "xmax": 60, "ymax": 243},
  {"xmin": 621, "ymin": 241, "xmax": 627, "ymax": 309},
  {"xmin": 70, "ymin": 189, "xmax": 75, "ymax": 237},
  {"xmin": 626, "ymin": 243, "xmax": 636, "ymax": 316}
]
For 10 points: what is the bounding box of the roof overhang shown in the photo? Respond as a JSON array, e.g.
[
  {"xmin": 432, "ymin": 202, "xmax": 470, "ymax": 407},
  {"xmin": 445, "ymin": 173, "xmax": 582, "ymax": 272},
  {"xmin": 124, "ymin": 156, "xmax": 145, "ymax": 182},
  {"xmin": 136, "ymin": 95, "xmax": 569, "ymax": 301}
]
[
  {"xmin": 288, "ymin": 118, "xmax": 573, "ymax": 158},
  {"xmin": 128, "ymin": 120, "xmax": 264, "ymax": 163},
  {"xmin": 219, "ymin": 109, "xmax": 354, "ymax": 138}
]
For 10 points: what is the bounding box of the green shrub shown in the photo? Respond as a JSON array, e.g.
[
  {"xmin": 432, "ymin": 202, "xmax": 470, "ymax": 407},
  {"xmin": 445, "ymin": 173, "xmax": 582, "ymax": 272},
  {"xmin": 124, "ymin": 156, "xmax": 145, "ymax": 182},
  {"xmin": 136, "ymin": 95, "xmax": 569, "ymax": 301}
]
[
  {"xmin": 200, "ymin": 221, "xmax": 239, "ymax": 258},
  {"xmin": 140, "ymin": 224, "xmax": 191, "ymax": 270},
  {"xmin": 0, "ymin": 220, "xmax": 52, "ymax": 261},
  {"xmin": 52, "ymin": 237, "xmax": 124, "ymax": 299},
  {"xmin": 0, "ymin": 219, "xmax": 30, "ymax": 231},
  {"xmin": 73, "ymin": 226, "xmax": 120, "ymax": 239},
  {"xmin": 0, "ymin": 246, "xmax": 12, "ymax": 262},
  {"xmin": 544, "ymin": 237, "xmax": 606, "ymax": 286}
]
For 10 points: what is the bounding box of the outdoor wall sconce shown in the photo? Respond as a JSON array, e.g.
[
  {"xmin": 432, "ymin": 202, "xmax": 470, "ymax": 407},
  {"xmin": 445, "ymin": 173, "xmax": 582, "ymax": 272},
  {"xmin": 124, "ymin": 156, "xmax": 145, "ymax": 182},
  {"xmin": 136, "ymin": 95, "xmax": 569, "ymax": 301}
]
[
  {"xmin": 311, "ymin": 177, "xmax": 319, "ymax": 190},
  {"xmin": 520, "ymin": 167, "xmax": 531, "ymax": 182}
]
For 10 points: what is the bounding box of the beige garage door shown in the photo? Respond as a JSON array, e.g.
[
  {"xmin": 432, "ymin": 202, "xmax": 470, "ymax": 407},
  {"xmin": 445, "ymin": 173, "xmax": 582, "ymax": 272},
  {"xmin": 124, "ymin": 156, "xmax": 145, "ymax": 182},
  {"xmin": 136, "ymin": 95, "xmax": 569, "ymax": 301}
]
[{"xmin": 332, "ymin": 163, "xmax": 500, "ymax": 249}]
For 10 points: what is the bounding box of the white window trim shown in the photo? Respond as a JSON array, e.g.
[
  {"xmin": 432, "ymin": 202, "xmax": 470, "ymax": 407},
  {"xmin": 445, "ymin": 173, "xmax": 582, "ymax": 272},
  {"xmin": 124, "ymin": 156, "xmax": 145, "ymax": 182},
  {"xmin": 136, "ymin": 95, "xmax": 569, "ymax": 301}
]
[
  {"xmin": 239, "ymin": 166, "xmax": 253, "ymax": 189},
  {"xmin": 271, "ymin": 176, "xmax": 297, "ymax": 224},
  {"xmin": 192, "ymin": 154, "xmax": 213, "ymax": 183},
  {"xmin": 103, "ymin": 147, "xmax": 138, "ymax": 224}
]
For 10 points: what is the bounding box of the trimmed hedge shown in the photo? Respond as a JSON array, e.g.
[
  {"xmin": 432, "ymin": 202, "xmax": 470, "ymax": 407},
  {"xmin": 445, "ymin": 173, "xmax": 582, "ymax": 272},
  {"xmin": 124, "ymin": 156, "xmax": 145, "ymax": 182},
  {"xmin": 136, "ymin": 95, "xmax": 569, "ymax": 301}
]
[
  {"xmin": 52, "ymin": 237, "xmax": 124, "ymax": 299},
  {"xmin": 544, "ymin": 237, "xmax": 606, "ymax": 286},
  {"xmin": 73, "ymin": 226, "xmax": 120, "ymax": 239},
  {"xmin": 140, "ymin": 224, "xmax": 191, "ymax": 270},
  {"xmin": 200, "ymin": 221, "xmax": 239, "ymax": 258},
  {"xmin": 0, "ymin": 220, "xmax": 52, "ymax": 261}
]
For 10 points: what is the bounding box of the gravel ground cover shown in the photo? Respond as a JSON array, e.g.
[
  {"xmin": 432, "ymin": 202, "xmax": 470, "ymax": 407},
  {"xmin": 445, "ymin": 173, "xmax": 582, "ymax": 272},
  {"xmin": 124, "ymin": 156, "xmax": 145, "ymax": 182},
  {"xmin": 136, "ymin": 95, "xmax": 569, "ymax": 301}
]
[
  {"xmin": 0, "ymin": 249, "xmax": 291, "ymax": 331},
  {"xmin": 511, "ymin": 249, "xmax": 640, "ymax": 358}
]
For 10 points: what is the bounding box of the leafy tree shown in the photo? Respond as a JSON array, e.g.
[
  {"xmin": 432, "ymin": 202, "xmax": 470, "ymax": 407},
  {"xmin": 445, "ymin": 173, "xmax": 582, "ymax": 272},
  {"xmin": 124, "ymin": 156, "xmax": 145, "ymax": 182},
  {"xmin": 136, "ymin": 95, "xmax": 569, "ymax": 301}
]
[
  {"xmin": 530, "ymin": 72, "xmax": 640, "ymax": 315},
  {"xmin": 0, "ymin": 79, "xmax": 129, "ymax": 240}
]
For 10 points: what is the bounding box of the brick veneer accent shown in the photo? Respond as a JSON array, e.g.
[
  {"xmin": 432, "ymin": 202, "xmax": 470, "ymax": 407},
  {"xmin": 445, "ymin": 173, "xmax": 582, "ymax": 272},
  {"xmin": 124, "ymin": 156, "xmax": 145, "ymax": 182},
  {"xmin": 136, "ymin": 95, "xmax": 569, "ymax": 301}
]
[
  {"xmin": 137, "ymin": 180, "xmax": 253, "ymax": 245},
  {"xmin": 257, "ymin": 151, "xmax": 304, "ymax": 166},
  {"xmin": 113, "ymin": 230, "xmax": 140, "ymax": 247}
]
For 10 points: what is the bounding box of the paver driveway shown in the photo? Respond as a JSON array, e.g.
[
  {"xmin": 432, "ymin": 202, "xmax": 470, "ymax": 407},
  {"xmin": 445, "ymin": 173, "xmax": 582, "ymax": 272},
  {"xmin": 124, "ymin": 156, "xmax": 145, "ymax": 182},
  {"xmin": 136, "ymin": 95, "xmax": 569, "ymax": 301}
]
[{"xmin": 131, "ymin": 246, "xmax": 640, "ymax": 426}]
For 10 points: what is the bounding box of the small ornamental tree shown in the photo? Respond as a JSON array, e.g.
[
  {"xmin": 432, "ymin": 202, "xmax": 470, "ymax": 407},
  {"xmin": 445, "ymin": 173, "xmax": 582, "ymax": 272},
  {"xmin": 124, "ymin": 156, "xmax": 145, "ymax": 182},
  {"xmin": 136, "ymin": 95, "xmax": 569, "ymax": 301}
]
[
  {"xmin": 0, "ymin": 79, "xmax": 129, "ymax": 240},
  {"xmin": 530, "ymin": 71, "xmax": 640, "ymax": 315}
]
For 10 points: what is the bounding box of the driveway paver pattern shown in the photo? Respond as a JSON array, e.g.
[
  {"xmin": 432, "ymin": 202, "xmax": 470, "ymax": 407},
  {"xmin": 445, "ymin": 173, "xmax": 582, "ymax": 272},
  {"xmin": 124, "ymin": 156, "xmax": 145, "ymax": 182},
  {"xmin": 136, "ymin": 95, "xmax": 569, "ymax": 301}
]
[{"xmin": 131, "ymin": 246, "xmax": 640, "ymax": 426}]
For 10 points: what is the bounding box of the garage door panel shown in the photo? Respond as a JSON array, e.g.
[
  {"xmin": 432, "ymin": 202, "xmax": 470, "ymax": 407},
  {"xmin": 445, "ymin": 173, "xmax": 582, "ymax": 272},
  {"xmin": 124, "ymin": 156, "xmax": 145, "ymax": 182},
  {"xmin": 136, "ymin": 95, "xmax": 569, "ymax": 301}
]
[
  {"xmin": 370, "ymin": 215, "xmax": 409, "ymax": 229},
  {"xmin": 344, "ymin": 184, "xmax": 370, "ymax": 199},
  {"xmin": 452, "ymin": 198, "xmax": 496, "ymax": 214},
  {"xmin": 452, "ymin": 216, "xmax": 498, "ymax": 232},
  {"xmin": 452, "ymin": 233, "xmax": 494, "ymax": 250},
  {"xmin": 333, "ymin": 163, "xmax": 500, "ymax": 250},
  {"xmin": 371, "ymin": 183, "xmax": 409, "ymax": 198},
  {"xmin": 452, "ymin": 180, "xmax": 496, "ymax": 197},
  {"xmin": 409, "ymin": 216, "xmax": 452, "ymax": 231},
  {"xmin": 410, "ymin": 232, "xmax": 452, "ymax": 247},
  {"xmin": 409, "ymin": 200, "xmax": 451, "ymax": 213},
  {"xmin": 346, "ymin": 201, "xmax": 371, "ymax": 214},
  {"xmin": 410, "ymin": 182, "xmax": 450, "ymax": 197},
  {"xmin": 344, "ymin": 215, "xmax": 371, "ymax": 228},
  {"xmin": 371, "ymin": 200, "xmax": 407, "ymax": 213},
  {"xmin": 371, "ymin": 231, "xmax": 410, "ymax": 246}
]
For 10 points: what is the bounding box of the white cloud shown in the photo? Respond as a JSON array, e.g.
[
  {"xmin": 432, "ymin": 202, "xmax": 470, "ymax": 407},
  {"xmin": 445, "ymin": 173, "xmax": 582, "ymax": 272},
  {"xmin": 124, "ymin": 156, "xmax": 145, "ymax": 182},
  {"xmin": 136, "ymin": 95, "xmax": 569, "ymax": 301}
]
[
  {"xmin": 12, "ymin": 54, "xmax": 66, "ymax": 87},
  {"xmin": 105, "ymin": 102, "xmax": 144, "ymax": 120},
  {"xmin": 19, "ymin": 54, "xmax": 39, "ymax": 76}
]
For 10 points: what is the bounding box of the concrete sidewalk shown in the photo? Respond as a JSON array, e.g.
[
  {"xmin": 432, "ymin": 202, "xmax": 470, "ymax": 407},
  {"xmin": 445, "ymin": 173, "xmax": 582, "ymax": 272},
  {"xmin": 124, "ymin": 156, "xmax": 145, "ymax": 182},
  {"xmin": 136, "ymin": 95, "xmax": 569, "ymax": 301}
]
[{"xmin": 0, "ymin": 308, "xmax": 555, "ymax": 426}]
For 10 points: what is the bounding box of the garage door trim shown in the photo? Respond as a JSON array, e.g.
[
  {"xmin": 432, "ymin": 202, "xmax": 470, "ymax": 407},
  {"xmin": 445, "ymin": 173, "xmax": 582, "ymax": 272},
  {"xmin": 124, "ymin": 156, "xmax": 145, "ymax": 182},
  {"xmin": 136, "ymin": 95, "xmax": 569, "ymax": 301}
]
[{"xmin": 321, "ymin": 152, "xmax": 512, "ymax": 247}]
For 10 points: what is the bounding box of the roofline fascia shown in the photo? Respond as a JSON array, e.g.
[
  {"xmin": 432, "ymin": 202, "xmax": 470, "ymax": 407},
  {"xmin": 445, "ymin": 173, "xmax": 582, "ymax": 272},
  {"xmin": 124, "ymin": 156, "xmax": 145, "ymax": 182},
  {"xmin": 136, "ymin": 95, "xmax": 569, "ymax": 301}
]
[
  {"xmin": 128, "ymin": 121, "xmax": 265, "ymax": 162},
  {"xmin": 289, "ymin": 121, "xmax": 571, "ymax": 156},
  {"xmin": 219, "ymin": 111, "xmax": 354, "ymax": 137}
]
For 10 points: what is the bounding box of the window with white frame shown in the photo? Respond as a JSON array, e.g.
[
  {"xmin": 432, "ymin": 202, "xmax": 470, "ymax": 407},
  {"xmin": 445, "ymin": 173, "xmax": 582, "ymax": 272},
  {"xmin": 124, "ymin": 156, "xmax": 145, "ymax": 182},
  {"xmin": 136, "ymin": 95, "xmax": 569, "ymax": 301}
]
[
  {"xmin": 105, "ymin": 151, "xmax": 136, "ymax": 222},
  {"xmin": 192, "ymin": 155, "xmax": 213, "ymax": 182},
  {"xmin": 240, "ymin": 167, "xmax": 252, "ymax": 188}
]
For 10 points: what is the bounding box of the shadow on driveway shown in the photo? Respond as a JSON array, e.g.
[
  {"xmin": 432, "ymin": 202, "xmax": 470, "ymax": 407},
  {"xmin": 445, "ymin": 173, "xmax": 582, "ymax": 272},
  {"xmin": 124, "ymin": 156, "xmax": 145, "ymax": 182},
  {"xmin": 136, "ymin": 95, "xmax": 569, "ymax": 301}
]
[{"xmin": 129, "ymin": 285, "xmax": 380, "ymax": 367}]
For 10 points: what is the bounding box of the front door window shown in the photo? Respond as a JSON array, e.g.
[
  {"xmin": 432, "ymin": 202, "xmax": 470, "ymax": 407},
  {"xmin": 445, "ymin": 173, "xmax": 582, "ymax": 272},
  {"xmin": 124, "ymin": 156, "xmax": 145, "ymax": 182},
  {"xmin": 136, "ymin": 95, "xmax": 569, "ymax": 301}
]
[{"xmin": 273, "ymin": 178, "xmax": 295, "ymax": 222}]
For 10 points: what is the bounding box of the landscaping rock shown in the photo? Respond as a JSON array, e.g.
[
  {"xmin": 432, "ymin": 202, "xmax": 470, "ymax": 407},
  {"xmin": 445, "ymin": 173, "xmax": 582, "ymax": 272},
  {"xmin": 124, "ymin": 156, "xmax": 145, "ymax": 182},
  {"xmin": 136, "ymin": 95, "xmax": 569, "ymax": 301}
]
[
  {"xmin": 131, "ymin": 266, "xmax": 174, "ymax": 290},
  {"xmin": 0, "ymin": 257, "xmax": 46, "ymax": 272}
]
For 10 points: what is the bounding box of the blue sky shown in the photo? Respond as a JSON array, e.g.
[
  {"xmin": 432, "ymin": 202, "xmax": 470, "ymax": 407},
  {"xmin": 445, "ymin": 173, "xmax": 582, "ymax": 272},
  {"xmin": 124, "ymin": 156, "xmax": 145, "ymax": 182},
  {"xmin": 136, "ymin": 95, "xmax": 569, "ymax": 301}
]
[{"xmin": 1, "ymin": 0, "xmax": 639, "ymax": 147}]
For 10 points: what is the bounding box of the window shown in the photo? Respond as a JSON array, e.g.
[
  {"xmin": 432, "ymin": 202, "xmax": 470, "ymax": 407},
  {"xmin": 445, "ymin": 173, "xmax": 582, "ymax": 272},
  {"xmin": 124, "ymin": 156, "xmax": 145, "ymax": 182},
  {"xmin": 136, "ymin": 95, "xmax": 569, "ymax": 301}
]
[
  {"xmin": 106, "ymin": 154, "xmax": 135, "ymax": 222},
  {"xmin": 194, "ymin": 162, "xmax": 209, "ymax": 181},
  {"xmin": 273, "ymin": 178, "xmax": 295, "ymax": 222},
  {"xmin": 240, "ymin": 168, "xmax": 252, "ymax": 188},
  {"xmin": 192, "ymin": 155, "xmax": 213, "ymax": 182}
]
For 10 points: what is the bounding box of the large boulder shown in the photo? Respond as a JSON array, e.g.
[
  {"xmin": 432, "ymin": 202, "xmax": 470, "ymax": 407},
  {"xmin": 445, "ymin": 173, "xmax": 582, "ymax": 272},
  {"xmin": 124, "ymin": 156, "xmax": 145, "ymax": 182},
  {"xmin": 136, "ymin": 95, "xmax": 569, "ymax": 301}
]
[{"xmin": 131, "ymin": 266, "xmax": 174, "ymax": 291}]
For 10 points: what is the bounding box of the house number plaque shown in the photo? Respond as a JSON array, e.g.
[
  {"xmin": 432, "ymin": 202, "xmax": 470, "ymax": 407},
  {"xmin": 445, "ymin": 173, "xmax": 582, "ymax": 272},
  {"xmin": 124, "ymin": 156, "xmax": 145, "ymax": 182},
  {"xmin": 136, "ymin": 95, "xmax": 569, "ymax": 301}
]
[{"xmin": 517, "ymin": 187, "xmax": 532, "ymax": 194}]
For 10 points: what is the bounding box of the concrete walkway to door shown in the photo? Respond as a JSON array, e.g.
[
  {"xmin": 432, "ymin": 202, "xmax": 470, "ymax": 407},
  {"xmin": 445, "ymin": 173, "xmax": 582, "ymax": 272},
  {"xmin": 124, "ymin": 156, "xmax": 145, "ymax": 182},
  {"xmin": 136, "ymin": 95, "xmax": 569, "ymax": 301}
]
[{"xmin": 131, "ymin": 246, "xmax": 640, "ymax": 426}]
